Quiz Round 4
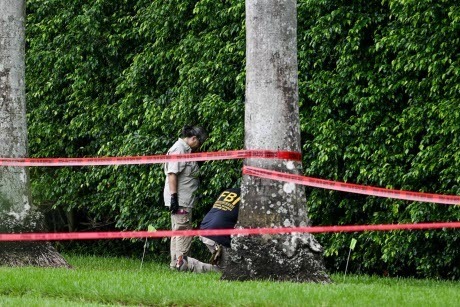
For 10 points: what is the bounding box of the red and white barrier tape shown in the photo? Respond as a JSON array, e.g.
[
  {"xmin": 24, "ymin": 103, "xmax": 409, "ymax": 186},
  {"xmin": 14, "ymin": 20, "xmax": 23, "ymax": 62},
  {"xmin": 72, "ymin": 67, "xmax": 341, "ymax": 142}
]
[
  {"xmin": 2, "ymin": 150, "xmax": 458, "ymax": 205},
  {"xmin": 1, "ymin": 222, "xmax": 459, "ymax": 241},
  {"xmin": 0, "ymin": 150, "xmax": 301, "ymax": 166},
  {"xmin": 1, "ymin": 151, "xmax": 458, "ymax": 242},
  {"xmin": 243, "ymin": 166, "xmax": 460, "ymax": 205}
]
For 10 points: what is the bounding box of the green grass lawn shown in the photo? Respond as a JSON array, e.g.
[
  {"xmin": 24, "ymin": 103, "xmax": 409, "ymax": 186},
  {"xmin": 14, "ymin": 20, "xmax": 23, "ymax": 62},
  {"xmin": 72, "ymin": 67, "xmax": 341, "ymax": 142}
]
[{"xmin": 0, "ymin": 255, "xmax": 459, "ymax": 306}]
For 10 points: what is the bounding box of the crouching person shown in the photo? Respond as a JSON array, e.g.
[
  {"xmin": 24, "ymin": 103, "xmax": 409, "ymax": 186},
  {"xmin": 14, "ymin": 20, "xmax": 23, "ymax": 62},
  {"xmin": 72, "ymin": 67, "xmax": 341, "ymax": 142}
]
[{"xmin": 176, "ymin": 187, "xmax": 241, "ymax": 273}]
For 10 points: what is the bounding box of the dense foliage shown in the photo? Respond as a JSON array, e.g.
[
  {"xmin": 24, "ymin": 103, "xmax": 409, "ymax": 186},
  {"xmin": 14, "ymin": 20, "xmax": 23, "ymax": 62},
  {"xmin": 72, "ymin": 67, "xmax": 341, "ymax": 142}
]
[{"xmin": 25, "ymin": 0, "xmax": 460, "ymax": 279}]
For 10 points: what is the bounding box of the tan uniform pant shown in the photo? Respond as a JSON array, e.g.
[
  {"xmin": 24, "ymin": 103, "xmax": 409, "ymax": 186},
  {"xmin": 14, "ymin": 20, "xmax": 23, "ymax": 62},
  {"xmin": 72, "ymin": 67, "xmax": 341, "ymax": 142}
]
[
  {"xmin": 170, "ymin": 208, "xmax": 192, "ymax": 268},
  {"xmin": 184, "ymin": 256, "xmax": 219, "ymax": 273},
  {"xmin": 185, "ymin": 236, "xmax": 232, "ymax": 273},
  {"xmin": 200, "ymin": 236, "xmax": 229, "ymax": 270}
]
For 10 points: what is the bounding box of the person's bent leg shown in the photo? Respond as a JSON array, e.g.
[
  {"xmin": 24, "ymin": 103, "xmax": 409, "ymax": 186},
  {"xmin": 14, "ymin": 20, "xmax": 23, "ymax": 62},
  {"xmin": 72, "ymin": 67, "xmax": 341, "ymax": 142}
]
[
  {"xmin": 176, "ymin": 255, "xmax": 219, "ymax": 273},
  {"xmin": 200, "ymin": 237, "xmax": 226, "ymax": 266},
  {"xmin": 200, "ymin": 236, "xmax": 217, "ymax": 253},
  {"xmin": 217, "ymin": 246, "xmax": 229, "ymax": 271}
]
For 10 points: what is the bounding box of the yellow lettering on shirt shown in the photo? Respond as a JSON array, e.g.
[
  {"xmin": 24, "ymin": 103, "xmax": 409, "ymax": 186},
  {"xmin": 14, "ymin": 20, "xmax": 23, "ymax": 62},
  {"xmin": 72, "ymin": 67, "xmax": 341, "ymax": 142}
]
[
  {"xmin": 213, "ymin": 191, "xmax": 240, "ymax": 211},
  {"xmin": 223, "ymin": 192, "xmax": 238, "ymax": 203}
]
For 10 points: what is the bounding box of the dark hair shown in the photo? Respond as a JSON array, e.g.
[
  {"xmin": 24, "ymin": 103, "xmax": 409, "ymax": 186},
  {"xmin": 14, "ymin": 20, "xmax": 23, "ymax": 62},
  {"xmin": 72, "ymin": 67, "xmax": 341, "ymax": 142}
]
[{"xmin": 182, "ymin": 125, "xmax": 208, "ymax": 145}]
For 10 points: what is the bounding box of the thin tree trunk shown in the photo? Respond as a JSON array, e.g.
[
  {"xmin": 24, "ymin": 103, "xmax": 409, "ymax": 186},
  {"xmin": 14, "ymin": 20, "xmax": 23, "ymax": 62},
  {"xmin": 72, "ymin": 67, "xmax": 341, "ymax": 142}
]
[
  {"xmin": 221, "ymin": 0, "xmax": 330, "ymax": 282},
  {"xmin": 0, "ymin": 0, "xmax": 69, "ymax": 268}
]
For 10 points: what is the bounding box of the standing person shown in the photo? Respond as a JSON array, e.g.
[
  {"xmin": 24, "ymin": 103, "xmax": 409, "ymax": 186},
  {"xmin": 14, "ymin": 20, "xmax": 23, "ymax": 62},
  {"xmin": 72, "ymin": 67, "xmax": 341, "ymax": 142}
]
[
  {"xmin": 164, "ymin": 125, "xmax": 208, "ymax": 269},
  {"xmin": 176, "ymin": 187, "xmax": 241, "ymax": 273}
]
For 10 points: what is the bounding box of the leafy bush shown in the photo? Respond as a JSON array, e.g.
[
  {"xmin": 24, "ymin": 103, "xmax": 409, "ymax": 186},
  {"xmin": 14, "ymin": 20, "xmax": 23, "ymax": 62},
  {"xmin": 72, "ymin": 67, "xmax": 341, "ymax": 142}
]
[
  {"xmin": 26, "ymin": 0, "xmax": 460, "ymax": 279},
  {"xmin": 299, "ymin": 0, "xmax": 460, "ymax": 279},
  {"xmin": 26, "ymin": 0, "xmax": 244, "ymax": 255}
]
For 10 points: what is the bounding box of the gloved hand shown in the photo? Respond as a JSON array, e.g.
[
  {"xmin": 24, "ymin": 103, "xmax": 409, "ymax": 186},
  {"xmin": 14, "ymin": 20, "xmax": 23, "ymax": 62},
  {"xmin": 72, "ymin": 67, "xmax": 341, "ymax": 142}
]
[{"xmin": 170, "ymin": 193, "xmax": 179, "ymax": 214}]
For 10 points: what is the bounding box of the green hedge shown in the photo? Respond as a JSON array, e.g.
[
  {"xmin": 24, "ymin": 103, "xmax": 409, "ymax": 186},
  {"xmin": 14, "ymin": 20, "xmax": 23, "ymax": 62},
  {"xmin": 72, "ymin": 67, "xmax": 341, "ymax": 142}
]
[
  {"xmin": 298, "ymin": 0, "xmax": 460, "ymax": 279},
  {"xmin": 26, "ymin": 0, "xmax": 460, "ymax": 279}
]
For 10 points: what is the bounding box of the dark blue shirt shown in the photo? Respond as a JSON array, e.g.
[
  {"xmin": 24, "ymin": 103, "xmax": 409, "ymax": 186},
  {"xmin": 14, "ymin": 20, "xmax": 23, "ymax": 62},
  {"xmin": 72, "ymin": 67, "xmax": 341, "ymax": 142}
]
[{"xmin": 200, "ymin": 188, "xmax": 240, "ymax": 247}]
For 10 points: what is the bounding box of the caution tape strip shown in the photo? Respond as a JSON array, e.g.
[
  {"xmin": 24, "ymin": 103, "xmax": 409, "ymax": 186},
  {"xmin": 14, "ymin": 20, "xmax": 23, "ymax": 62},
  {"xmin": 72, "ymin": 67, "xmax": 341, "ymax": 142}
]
[
  {"xmin": 243, "ymin": 166, "xmax": 460, "ymax": 205},
  {"xmin": 2, "ymin": 151, "xmax": 458, "ymax": 205},
  {"xmin": 0, "ymin": 222, "xmax": 459, "ymax": 241},
  {"xmin": 0, "ymin": 150, "xmax": 301, "ymax": 166}
]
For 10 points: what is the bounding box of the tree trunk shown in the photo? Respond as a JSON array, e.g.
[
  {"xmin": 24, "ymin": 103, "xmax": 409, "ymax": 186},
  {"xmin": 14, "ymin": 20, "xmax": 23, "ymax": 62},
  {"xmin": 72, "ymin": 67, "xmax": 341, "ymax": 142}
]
[
  {"xmin": 0, "ymin": 0, "xmax": 69, "ymax": 267},
  {"xmin": 221, "ymin": 0, "xmax": 330, "ymax": 282}
]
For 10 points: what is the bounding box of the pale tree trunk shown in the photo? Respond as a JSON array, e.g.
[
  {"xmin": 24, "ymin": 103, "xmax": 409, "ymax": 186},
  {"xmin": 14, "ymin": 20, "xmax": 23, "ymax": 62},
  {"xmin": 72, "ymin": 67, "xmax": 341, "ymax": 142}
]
[
  {"xmin": 222, "ymin": 0, "xmax": 330, "ymax": 282},
  {"xmin": 0, "ymin": 0, "xmax": 69, "ymax": 267}
]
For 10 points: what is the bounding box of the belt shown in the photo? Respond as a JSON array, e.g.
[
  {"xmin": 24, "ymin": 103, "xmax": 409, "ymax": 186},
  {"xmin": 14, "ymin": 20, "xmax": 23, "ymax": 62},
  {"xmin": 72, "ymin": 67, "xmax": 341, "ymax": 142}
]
[{"xmin": 175, "ymin": 209, "xmax": 189, "ymax": 215}]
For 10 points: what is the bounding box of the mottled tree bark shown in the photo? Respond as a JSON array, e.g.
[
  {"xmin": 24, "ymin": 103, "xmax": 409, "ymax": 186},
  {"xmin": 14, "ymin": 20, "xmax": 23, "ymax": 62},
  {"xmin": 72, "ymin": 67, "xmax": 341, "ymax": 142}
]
[
  {"xmin": 0, "ymin": 0, "xmax": 69, "ymax": 267},
  {"xmin": 221, "ymin": 0, "xmax": 330, "ymax": 282}
]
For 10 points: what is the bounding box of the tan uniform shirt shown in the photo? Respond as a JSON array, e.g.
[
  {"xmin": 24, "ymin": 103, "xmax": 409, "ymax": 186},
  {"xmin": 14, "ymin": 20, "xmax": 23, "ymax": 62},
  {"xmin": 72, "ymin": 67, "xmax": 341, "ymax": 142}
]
[{"xmin": 163, "ymin": 138, "xmax": 200, "ymax": 208}]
